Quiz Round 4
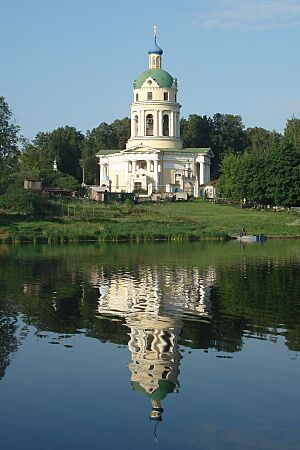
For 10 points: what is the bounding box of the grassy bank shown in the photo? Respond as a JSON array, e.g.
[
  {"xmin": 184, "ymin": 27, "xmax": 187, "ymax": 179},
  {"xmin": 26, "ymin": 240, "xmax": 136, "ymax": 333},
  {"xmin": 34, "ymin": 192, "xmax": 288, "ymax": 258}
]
[{"xmin": 0, "ymin": 199, "xmax": 299, "ymax": 243}]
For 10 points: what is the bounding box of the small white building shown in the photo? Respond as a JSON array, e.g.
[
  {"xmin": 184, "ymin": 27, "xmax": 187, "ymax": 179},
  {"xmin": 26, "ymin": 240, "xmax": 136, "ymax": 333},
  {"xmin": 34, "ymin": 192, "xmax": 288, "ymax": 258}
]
[{"xmin": 97, "ymin": 29, "xmax": 213, "ymax": 197}]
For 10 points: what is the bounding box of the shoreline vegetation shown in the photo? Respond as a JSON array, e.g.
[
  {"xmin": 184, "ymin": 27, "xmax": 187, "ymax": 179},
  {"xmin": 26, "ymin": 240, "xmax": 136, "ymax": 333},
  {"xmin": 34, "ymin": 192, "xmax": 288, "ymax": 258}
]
[{"xmin": 0, "ymin": 200, "xmax": 299, "ymax": 244}]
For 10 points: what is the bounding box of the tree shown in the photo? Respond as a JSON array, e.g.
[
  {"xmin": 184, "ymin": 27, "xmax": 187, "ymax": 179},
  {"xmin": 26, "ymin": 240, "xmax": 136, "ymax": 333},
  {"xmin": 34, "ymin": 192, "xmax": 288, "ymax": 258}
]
[
  {"xmin": 245, "ymin": 127, "xmax": 282, "ymax": 154},
  {"xmin": 0, "ymin": 96, "xmax": 22, "ymax": 177},
  {"xmin": 87, "ymin": 122, "xmax": 118, "ymax": 151},
  {"xmin": 219, "ymin": 141, "xmax": 300, "ymax": 206},
  {"xmin": 0, "ymin": 185, "xmax": 43, "ymax": 215},
  {"xmin": 284, "ymin": 116, "xmax": 300, "ymax": 153},
  {"xmin": 81, "ymin": 138, "xmax": 99, "ymax": 185},
  {"xmin": 180, "ymin": 115, "xmax": 213, "ymax": 148},
  {"xmin": 265, "ymin": 141, "xmax": 300, "ymax": 206},
  {"xmin": 211, "ymin": 113, "xmax": 249, "ymax": 179},
  {"xmin": 218, "ymin": 153, "xmax": 243, "ymax": 200},
  {"xmin": 111, "ymin": 117, "xmax": 131, "ymax": 149},
  {"xmin": 20, "ymin": 126, "xmax": 84, "ymax": 181}
]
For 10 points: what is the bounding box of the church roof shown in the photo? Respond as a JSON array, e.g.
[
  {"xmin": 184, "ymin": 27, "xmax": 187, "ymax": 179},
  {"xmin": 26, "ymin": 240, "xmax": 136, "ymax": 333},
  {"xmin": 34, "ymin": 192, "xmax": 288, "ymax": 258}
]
[
  {"xmin": 134, "ymin": 69, "xmax": 174, "ymax": 89},
  {"xmin": 148, "ymin": 35, "xmax": 163, "ymax": 55},
  {"xmin": 96, "ymin": 149, "xmax": 120, "ymax": 155}
]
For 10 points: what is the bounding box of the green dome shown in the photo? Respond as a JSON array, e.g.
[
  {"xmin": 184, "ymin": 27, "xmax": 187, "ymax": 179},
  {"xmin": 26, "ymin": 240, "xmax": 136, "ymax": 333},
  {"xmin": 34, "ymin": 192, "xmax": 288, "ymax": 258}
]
[
  {"xmin": 131, "ymin": 380, "xmax": 176, "ymax": 401},
  {"xmin": 134, "ymin": 69, "xmax": 174, "ymax": 89}
]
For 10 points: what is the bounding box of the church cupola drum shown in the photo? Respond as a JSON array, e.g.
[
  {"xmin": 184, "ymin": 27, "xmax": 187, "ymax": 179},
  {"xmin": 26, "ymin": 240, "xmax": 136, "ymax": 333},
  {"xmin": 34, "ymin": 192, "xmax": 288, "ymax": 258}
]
[{"xmin": 127, "ymin": 26, "xmax": 182, "ymax": 150}]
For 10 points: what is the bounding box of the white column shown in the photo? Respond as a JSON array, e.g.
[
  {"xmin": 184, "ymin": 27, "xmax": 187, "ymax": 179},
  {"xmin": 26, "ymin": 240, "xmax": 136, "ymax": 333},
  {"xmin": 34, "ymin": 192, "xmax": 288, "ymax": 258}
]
[
  {"xmin": 138, "ymin": 110, "xmax": 142, "ymax": 136},
  {"xmin": 140, "ymin": 110, "xmax": 145, "ymax": 136},
  {"xmin": 132, "ymin": 160, "xmax": 136, "ymax": 175},
  {"xmin": 147, "ymin": 160, "xmax": 151, "ymax": 173},
  {"xmin": 158, "ymin": 110, "xmax": 163, "ymax": 136},
  {"xmin": 177, "ymin": 113, "xmax": 180, "ymax": 137},
  {"xmin": 174, "ymin": 112, "xmax": 178, "ymax": 137},
  {"xmin": 131, "ymin": 113, "xmax": 135, "ymax": 137},
  {"xmin": 200, "ymin": 162, "xmax": 205, "ymax": 185},
  {"xmin": 154, "ymin": 160, "xmax": 158, "ymax": 189},
  {"xmin": 99, "ymin": 163, "xmax": 102, "ymax": 185},
  {"xmin": 170, "ymin": 112, "xmax": 174, "ymax": 137},
  {"xmin": 154, "ymin": 110, "xmax": 159, "ymax": 136}
]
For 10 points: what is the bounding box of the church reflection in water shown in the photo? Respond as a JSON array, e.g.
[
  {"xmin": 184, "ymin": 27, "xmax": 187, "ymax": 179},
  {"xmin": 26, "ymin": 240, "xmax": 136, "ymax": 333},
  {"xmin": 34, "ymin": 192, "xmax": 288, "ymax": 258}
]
[{"xmin": 92, "ymin": 266, "xmax": 216, "ymax": 420}]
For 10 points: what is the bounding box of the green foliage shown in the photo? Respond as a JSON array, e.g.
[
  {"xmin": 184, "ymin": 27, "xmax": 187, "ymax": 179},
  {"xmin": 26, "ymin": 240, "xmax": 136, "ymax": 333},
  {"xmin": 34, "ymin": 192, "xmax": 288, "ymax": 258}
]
[
  {"xmin": 80, "ymin": 139, "xmax": 99, "ymax": 185},
  {"xmin": 111, "ymin": 117, "xmax": 131, "ymax": 149},
  {"xmin": 0, "ymin": 97, "xmax": 23, "ymax": 195},
  {"xmin": 284, "ymin": 116, "xmax": 300, "ymax": 153},
  {"xmin": 20, "ymin": 126, "xmax": 84, "ymax": 181},
  {"xmin": 0, "ymin": 97, "xmax": 21, "ymax": 163},
  {"xmin": 245, "ymin": 127, "xmax": 281, "ymax": 154},
  {"xmin": 180, "ymin": 115, "xmax": 213, "ymax": 148},
  {"xmin": 54, "ymin": 173, "xmax": 80, "ymax": 190},
  {"xmin": 0, "ymin": 185, "xmax": 43, "ymax": 215},
  {"xmin": 219, "ymin": 139, "xmax": 300, "ymax": 206},
  {"xmin": 180, "ymin": 113, "xmax": 249, "ymax": 179},
  {"xmin": 265, "ymin": 142, "xmax": 300, "ymax": 206}
]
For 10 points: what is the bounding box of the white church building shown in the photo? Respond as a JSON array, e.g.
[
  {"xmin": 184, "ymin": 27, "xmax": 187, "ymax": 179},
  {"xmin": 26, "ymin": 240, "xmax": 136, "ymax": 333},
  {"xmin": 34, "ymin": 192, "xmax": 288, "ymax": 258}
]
[{"xmin": 97, "ymin": 28, "xmax": 213, "ymax": 198}]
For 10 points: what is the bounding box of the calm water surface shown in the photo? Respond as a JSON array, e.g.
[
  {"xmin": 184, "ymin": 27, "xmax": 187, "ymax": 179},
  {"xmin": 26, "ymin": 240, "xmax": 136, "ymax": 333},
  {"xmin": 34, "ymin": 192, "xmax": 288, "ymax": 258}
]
[{"xmin": 0, "ymin": 241, "xmax": 299, "ymax": 450}]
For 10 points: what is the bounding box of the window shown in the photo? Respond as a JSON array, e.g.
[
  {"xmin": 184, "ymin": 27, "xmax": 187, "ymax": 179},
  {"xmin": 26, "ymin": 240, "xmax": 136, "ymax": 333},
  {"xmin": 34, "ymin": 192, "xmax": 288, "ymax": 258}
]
[
  {"xmin": 134, "ymin": 115, "xmax": 138, "ymax": 135},
  {"xmin": 146, "ymin": 114, "xmax": 154, "ymax": 136},
  {"xmin": 164, "ymin": 92, "xmax": 169, "ymax": 101},
  {"xmin": 128, "ymin": 162, "xmax": 132, "ymax": 173},
  {"xmin": 135, "ymin": 93, "xmax": 139, "ymax": 102},
  {"xmin": 163, "ymin": 114, "xmax": 169, "ymax": 136},
  {"xmin": 115, "ymin": 174, "xmax": 119, "ymax": 190},
  {"xmin": 139, "ymin": 161, "xmax": 147, "ymax": 170},
  {"xmin": 147, "ymin": 92, "xmax": 153, "ymax": 101}
]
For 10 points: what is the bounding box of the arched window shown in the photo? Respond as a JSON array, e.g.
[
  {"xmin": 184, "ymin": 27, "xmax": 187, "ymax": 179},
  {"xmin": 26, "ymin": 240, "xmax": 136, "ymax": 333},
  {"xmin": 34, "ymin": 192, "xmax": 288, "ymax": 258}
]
[
  {"xmin": 156, "ymin": 56, "xmax": 160, "ymax": 68},
  {"xmin": 146, "ymin": 114, "xmax": 154, "ymax": 136},
  {"xmin": 152, "ymin": 56, "xmax": 156, "ymax": 67},
  {"xmin": 135, "ymin": 115, "xmax": 138, "ymax": 136},
  {"xmin": 163, "ymin": 114, "xmax": 169, "ymax": 136}
]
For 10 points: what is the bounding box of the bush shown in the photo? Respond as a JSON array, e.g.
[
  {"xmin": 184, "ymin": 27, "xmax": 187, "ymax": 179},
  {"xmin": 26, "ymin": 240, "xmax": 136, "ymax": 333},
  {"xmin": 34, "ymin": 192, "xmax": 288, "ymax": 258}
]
[
  {"xmin": 54, "ymin": 174, "xmax": 80, "ymax": 190},
  {"xmin": 0, "ymin": 186, "xmax": 43, "ymax": 215}
]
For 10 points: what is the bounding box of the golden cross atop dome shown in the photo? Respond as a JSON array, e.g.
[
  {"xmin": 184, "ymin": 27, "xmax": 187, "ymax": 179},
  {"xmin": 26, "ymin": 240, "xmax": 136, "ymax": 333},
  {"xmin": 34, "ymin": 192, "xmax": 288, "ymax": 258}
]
[{"xmin": 153, "ymin": 25, "xmax": 157, "ymax": 38}]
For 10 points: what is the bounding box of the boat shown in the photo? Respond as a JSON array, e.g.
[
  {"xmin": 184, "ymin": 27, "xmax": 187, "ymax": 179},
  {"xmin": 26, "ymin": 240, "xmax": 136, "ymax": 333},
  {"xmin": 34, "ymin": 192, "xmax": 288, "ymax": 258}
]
[{"xmin": 235, "ymin": 234, "xmax": 267, "ymax": 242}]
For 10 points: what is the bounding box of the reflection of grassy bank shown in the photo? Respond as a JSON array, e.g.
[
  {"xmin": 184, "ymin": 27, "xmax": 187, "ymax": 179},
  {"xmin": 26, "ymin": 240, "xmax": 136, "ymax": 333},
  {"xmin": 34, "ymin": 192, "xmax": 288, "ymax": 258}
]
[{"xmin": 0, "ymin": 199, "xmax": 299, "ymax": 243}]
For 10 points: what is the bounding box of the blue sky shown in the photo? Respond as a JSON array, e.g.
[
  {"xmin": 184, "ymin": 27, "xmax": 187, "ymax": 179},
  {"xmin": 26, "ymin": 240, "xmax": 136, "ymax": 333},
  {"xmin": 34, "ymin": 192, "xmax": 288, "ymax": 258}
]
[{"xmin": 1, "ymin": 0, "xmax": 299, "ymax": 140}]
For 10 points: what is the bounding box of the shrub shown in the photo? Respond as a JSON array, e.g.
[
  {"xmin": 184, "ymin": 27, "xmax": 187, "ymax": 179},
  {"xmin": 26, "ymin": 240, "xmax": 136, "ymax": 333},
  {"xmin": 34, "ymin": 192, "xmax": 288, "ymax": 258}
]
[{"xmin": 0, "ymin": 186, "xmax": 43, "ymax": 215}]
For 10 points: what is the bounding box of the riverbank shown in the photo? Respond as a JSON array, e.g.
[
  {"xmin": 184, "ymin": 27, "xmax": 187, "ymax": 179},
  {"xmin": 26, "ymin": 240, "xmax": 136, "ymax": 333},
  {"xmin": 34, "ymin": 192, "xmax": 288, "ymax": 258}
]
[{"xmin": 0, "ymin": 199, "xmax": 299, "ymax": 243}]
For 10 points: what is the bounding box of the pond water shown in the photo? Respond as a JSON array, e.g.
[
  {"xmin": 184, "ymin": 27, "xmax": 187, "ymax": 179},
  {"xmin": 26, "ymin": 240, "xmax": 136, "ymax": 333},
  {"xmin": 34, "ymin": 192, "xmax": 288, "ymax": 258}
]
[{"xmin": 0, "ymin": 241, "xmax": 299, "ymax": 450}]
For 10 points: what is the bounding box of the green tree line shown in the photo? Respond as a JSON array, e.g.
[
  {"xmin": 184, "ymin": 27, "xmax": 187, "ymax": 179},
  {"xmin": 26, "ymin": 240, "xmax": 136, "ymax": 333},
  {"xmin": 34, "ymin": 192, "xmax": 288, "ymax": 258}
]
[{"xmin": 1, "ymin": 95, "xmax": 299, "ymax": 209}]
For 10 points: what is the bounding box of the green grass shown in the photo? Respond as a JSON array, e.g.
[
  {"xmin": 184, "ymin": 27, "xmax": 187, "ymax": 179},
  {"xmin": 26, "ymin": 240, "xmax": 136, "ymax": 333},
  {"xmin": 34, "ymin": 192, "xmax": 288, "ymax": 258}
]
[{"xmin": 0, "ymin": 199, "xmax": 299, "ymax": 243}]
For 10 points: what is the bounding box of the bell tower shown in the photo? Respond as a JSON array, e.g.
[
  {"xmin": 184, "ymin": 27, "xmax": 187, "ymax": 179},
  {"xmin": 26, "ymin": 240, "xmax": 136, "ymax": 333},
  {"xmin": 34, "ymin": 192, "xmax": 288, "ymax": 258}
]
[{"xmin": 126, "ymin": 27, "xmax": 182, "ymax": 150}]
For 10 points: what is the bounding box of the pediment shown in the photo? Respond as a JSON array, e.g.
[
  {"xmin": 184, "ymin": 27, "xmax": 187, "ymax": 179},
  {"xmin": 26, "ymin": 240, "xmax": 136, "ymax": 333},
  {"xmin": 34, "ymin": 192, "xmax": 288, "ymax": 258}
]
[
  {"xmin": 141, "ymin": 77, "xmax": 160, "ymax": 88},
  {"xmin": 121, "ymin": 145, "xmax": 160, "ymax": 154}
]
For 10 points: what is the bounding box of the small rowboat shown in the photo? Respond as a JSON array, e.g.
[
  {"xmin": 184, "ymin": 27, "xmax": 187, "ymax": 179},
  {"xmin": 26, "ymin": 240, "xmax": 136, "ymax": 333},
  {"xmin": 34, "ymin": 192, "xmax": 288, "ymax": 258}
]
[{"xmin": 236, "ymin": 234, "xmax": 267, "ymax": 242}]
